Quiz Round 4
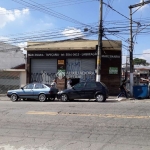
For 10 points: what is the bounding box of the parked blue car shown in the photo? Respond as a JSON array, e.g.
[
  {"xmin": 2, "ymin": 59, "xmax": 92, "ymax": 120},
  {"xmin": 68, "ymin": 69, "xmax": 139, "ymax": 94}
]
[{"xmin": 7, "ymin": 83, "xmax": 58, "ymax": 102}]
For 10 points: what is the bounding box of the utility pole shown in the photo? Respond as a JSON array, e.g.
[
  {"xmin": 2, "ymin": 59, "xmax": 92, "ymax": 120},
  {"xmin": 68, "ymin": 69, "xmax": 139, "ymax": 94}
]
[
  {"xmin": 125, "ymin": 56, "xmax": 129, "ymax": 80},
  {"xmin": 129, "ymin": 7, "xmax": 133, "ymax": 95},
  {"xmin": 129, "ymin": 0, "xmax": 150, "ymax": 95},
  {"xmin": 96, "ymin": 0, "xmax": 103, "ymax": 82}
]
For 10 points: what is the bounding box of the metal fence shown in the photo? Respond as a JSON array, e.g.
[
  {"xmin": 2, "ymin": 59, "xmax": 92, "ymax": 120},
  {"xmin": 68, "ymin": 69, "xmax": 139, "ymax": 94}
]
[{"xmin": 0, "ymin": 71, "xmax": 20, "ymax": 94}]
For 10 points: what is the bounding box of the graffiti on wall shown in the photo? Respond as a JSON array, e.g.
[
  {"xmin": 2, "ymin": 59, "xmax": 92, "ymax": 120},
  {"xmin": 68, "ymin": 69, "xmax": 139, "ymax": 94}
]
[
  {"xmin": 66, "ymin": 59, "xmax": 81, "ymax": 71},
  {"xmin": 31, "ymin": 70, "xmax": 56, "ymax": 84},
  {"xmin": 66, "ymin": 59, "xmax": 95, "ymax": 81}
]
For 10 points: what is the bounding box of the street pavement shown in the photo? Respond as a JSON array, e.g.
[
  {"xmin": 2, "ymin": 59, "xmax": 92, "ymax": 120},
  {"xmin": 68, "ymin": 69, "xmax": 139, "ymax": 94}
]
[{"xmin": 0, "ymin": 96, "xmax": 150, "ymax": 150}]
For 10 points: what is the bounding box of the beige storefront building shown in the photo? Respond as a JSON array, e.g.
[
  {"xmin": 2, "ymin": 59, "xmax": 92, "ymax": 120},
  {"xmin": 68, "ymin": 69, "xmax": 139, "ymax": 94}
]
[{"xmin": 26, "ymin": 39, "xmax": 122, "ymax": 95}]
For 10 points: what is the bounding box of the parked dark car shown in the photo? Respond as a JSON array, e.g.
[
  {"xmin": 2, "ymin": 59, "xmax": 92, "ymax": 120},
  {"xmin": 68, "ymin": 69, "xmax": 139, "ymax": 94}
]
[
  {"xmin": 7, "ymin": 83, "xmax": 58, "ymax": 102},
  {"xmin": 57, "ymin": 81, "xmax": 109, "ymax": 102}
]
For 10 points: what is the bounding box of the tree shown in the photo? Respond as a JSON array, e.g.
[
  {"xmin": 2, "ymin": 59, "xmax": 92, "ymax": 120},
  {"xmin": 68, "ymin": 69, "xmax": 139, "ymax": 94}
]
[{"xmin": 133, "ymin": 58, "xmax": 149, "ymax": 66}]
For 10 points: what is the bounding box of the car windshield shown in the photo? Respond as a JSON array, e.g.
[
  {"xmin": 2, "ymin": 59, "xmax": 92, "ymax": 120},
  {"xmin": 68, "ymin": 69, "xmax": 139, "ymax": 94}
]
[
  {"xmin": 45, "ymin": 84, "xmax": 52, "ymax": 88},
  {"xmin": 100, "ymin": 82, "xmax": 107, "ymax": 88}
]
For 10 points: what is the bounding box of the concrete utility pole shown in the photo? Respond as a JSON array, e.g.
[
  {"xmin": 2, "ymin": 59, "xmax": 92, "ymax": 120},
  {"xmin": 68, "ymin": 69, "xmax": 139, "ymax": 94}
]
[
  {"xmin": 125, "ymin": 56, "xmax": 129, "ymax": 80},
  {"xmin": 129, "ymin": 0, "xmax": 150, "ymax": 95},
  {"xmin": 96, "ymin": 0, "xmax": 103, "ymax": 82}
]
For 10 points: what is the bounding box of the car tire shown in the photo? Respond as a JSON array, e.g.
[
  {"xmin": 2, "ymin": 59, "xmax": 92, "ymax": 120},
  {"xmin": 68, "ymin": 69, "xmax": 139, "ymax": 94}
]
[
  {"xmin": 60, "ymin": 94, "xmax": 68, "ymax": 102},
  {"xmin": 95, "ymin": 94, "xmax": 106, "ymax": 102},
  {"xmin": 11, "ymin": 94, "xmax": 18, "ymax": 102},
  {"xmin": 38, "ymin": 94, "xmax": 46, "ymax": 102}
]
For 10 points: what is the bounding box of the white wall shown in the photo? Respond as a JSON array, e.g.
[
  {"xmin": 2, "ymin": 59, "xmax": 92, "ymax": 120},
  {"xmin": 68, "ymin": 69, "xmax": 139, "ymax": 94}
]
[
  {"xmin": 20, "ymin": 71, "xmax": 26, "ymax": 87},
  {"xmin": 0, "ymin": 42, "xmax": 25, "ymax": 69}
]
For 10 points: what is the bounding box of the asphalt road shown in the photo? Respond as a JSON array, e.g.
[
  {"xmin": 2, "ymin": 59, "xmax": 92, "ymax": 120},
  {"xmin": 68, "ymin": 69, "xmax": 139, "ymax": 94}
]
[{"xmin": 0, "ymin": 97, "xmax": 150, "ymax": 150}]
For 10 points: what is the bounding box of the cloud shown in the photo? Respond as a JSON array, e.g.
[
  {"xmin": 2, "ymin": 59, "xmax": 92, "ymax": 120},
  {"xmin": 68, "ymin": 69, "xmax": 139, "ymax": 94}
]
[
  {"xmin": 17, "ymin": 42, "xmax": 27, "ymax": 54},
  {"xmin": 0, "ymin": 36, "xmax": 9, "ymax": 41},
  {"xmin": 0, "ymin": 7, "xmax": 30, "ymax": 28},
  {"xmin": 138, "ymin": 0, "xmax": 149, "ymax": 10},
  {"xmin": 62, "ymin": 27, "xmax": 84, "ymax": 39},
  {"xmin": 138, "ymin": 49, "xmax": 150, "ymax": 63}
]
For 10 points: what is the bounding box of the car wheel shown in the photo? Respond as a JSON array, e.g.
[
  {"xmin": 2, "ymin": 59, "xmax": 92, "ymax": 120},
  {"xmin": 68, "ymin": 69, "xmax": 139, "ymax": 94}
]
[
  {"xmin": 60, "ymin": 94, "xmax": 68, "ymax": 102},
  {"xmin": 38, "ymin": 94, "xmax": 46, "ymax": 102},
  {"xmin": 95, "ymin": 94, "xmax": 106, "ymax": 102},
  {"xmin": 11, "ymin": 94, "xmax": 18, "ymax": 102}
]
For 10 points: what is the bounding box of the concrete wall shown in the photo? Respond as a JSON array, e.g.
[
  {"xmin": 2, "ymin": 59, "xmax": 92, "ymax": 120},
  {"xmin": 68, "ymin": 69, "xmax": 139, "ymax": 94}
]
[
  {"xmin": 0, "ymin": 42, "xmax": 25, "ymax": 69},
  {"xmin": 20, "ymin": 71, "xmax": 26, "ymax": 87}
]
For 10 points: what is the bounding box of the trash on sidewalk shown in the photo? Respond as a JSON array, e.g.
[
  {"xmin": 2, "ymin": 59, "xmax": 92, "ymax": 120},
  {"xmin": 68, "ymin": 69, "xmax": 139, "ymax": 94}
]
[{"xmin": 115, "ymin": 97, "xmax": 128, "ymax": 101}]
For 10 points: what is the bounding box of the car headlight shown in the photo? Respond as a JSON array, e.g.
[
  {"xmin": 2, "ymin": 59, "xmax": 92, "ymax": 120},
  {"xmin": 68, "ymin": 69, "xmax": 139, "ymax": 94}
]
[{"xmin": 58, "ymin": 91, "xmax": 63, "ymax": 94}]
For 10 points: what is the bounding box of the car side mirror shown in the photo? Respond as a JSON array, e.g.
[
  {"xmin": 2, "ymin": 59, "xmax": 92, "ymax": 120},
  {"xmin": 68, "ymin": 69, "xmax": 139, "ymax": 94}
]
[{"xmin": 21, "ymin": 87, "xmax": 24, "ymax": 90}]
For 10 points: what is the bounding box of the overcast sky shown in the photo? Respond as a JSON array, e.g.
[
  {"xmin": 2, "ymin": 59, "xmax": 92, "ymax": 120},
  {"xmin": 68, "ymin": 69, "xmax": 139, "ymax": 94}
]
[{"xmin": 0, "ymin": 0, "xmax": 150, "ymax": 64}]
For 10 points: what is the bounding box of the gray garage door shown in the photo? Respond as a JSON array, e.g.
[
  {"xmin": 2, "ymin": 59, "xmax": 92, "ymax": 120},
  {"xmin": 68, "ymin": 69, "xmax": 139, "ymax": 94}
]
[
  {"xmin": 66, "ymin": 58, "xmax": 95, "ymax": 82},
  {"xmin": 31, "ymin": 59, "xmax": 57, "ymax": 84}
]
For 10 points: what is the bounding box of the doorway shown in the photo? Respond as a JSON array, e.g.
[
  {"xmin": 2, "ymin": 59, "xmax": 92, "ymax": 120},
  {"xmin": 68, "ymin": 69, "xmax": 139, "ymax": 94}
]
[{"xmin": 70, "ymin": 78, "xmax": 80, "ymax": 87}]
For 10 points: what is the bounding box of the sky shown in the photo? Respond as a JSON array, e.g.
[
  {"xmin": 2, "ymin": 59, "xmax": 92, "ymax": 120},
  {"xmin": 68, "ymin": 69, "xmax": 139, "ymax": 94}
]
[{"xmin": 0, "ymin": 0, "xmax": 150, "ymax": 64}]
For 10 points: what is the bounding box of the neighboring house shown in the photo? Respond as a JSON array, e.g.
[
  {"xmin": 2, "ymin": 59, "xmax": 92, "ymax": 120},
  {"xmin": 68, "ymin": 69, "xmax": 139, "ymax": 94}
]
[
  {"xmin": 0, "ymin": 42, "xmax": 25, "ymax": 69},
  {"xmin": 134, "ymin": 65, "xmax": 150, "ymax": 84},
  {"xmin": 0, "ymin": 42, "xmax": 26, "ymax": 94},
  {"xmin": 134, "ymin": 65, "xmax": 150, "ymax": 77},
  {"xmin": 122, "ymin": 64, "xmax": 150, "ymax": 85}
]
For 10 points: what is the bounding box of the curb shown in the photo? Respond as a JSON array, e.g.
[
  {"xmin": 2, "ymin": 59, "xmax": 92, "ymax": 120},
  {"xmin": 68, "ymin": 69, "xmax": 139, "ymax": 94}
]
[{"xmin": 0, "ymin": 94, "xmax": 7, "ymax": 97}]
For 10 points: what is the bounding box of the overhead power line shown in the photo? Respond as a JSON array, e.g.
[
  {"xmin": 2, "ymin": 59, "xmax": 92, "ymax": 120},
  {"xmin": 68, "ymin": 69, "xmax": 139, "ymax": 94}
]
[
  {"xmin": 0, "ymin": 0, "xmax": 95, "ymax": 15},
  {"xmin": 103, "ymin": 1, "xmax": 140, "ymax": 25},
  {"xmin": 12, "ymin": 0, "xmax": 91, "ymax": 27}
]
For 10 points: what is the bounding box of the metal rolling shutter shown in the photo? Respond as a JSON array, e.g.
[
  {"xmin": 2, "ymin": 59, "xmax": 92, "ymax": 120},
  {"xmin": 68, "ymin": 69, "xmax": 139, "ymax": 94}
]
[
  {"xmin": 81, "ymin": 59, "xmax": 95, "ymax": 71},
  {"xmin": 66, "ymin": 58, "xmax": 95, "ymax": 82},
  {"xmin": 31, "ymin": 59, "xmax": 57, "ymax": 84},
  {"xmin": 81, "ymin": 59, "xmax": 95, "ymax": 82}
]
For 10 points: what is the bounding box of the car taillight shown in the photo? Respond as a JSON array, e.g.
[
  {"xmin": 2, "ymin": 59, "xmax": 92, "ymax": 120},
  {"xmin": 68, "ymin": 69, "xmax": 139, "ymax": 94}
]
[{"xmin": 49, "ymin": 91, "xmax": 54, "ymax": 94}]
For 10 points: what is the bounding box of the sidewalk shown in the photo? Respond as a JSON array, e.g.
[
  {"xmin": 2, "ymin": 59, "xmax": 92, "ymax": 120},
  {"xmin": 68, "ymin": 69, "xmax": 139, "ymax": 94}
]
[{"xmin": 0, "ymin": 94, "xmax": 9, "ymax": 101}]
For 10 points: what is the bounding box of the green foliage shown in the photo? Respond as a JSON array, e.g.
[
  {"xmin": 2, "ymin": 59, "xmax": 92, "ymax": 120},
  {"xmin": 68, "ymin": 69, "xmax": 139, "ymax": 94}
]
[{"xmin": 133, "ymin": 58, "xmax": 149, "ymax": 66}]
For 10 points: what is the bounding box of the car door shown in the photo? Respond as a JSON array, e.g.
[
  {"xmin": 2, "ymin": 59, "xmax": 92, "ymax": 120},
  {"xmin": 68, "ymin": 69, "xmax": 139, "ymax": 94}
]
[
  {"xmin": 69, "ymin": 82, "xmax": 85, "ymax": 99},
  {"xmin": 19, "ymin": 83, "xmax": 34, "ymax": 99},
  {"xmin": 83, "ymin": 82, "xmax": 97, "ymax": 99},
  {"xmin": 33, "ymin": 83, "xmax": 46, "ymax": 99}
]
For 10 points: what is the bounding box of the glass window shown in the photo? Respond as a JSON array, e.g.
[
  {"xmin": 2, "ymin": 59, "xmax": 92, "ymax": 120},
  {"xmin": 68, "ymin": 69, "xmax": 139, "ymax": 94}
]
[
  {"xmin": 34, "ymin": 83, "xmax": 45, "ymax": 89},
  {"xmin": 73, "ymin": 82, "xmax": 85, "ymax": 89},
  {"xmin": 85, "ymin": 82, "xmax": 97, "ymax": 89},
  {"xmin": 24, "ymin": 84, "xmax": 34, "ymax": 89}
]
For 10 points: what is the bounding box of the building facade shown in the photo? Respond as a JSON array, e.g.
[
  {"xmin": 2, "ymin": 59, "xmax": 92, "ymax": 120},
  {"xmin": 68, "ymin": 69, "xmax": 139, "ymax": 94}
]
[
  {"xmin": 0, "ymin": 42, "xmax": 26, "ymax": 93},
  {"xmin": 26, "ymin": 40, "xmax": 122, "ymax": 95},
  {"xmin": 0, "ymin": 42, "xmax": 25, "ymax": 69}
]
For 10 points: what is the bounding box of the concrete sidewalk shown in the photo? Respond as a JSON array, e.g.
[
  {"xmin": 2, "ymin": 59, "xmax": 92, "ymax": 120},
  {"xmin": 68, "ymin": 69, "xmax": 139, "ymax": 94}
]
[{"xmin": 0, "ymin": 94, "xmax": 9, "ymax": 101}]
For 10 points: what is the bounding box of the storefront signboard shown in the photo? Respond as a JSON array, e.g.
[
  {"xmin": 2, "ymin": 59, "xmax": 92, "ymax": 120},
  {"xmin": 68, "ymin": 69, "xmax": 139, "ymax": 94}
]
[{"xmin": 109, "ymin": 67, "xmax": 118, "ymax": 74}]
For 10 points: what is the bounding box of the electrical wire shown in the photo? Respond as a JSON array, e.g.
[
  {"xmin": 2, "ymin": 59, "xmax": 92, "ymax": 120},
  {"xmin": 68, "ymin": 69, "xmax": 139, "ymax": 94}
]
[
  {"xmin": 0, "ymin": 0, "xmax": 95, "ymax": 15},
  {"xmin": 12, "ymin": 0, "xmax": 91, "ymax": 27}
]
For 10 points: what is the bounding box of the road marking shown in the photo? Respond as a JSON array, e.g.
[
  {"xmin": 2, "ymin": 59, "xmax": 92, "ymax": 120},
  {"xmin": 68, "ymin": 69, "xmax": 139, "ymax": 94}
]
[
  {"xmin": 27, "ymin": 111, "xmax": 58, "ymax": 115},
  {"xmin": 27, "ymin": 111, "xmax": 150, "ymax": 119}
]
